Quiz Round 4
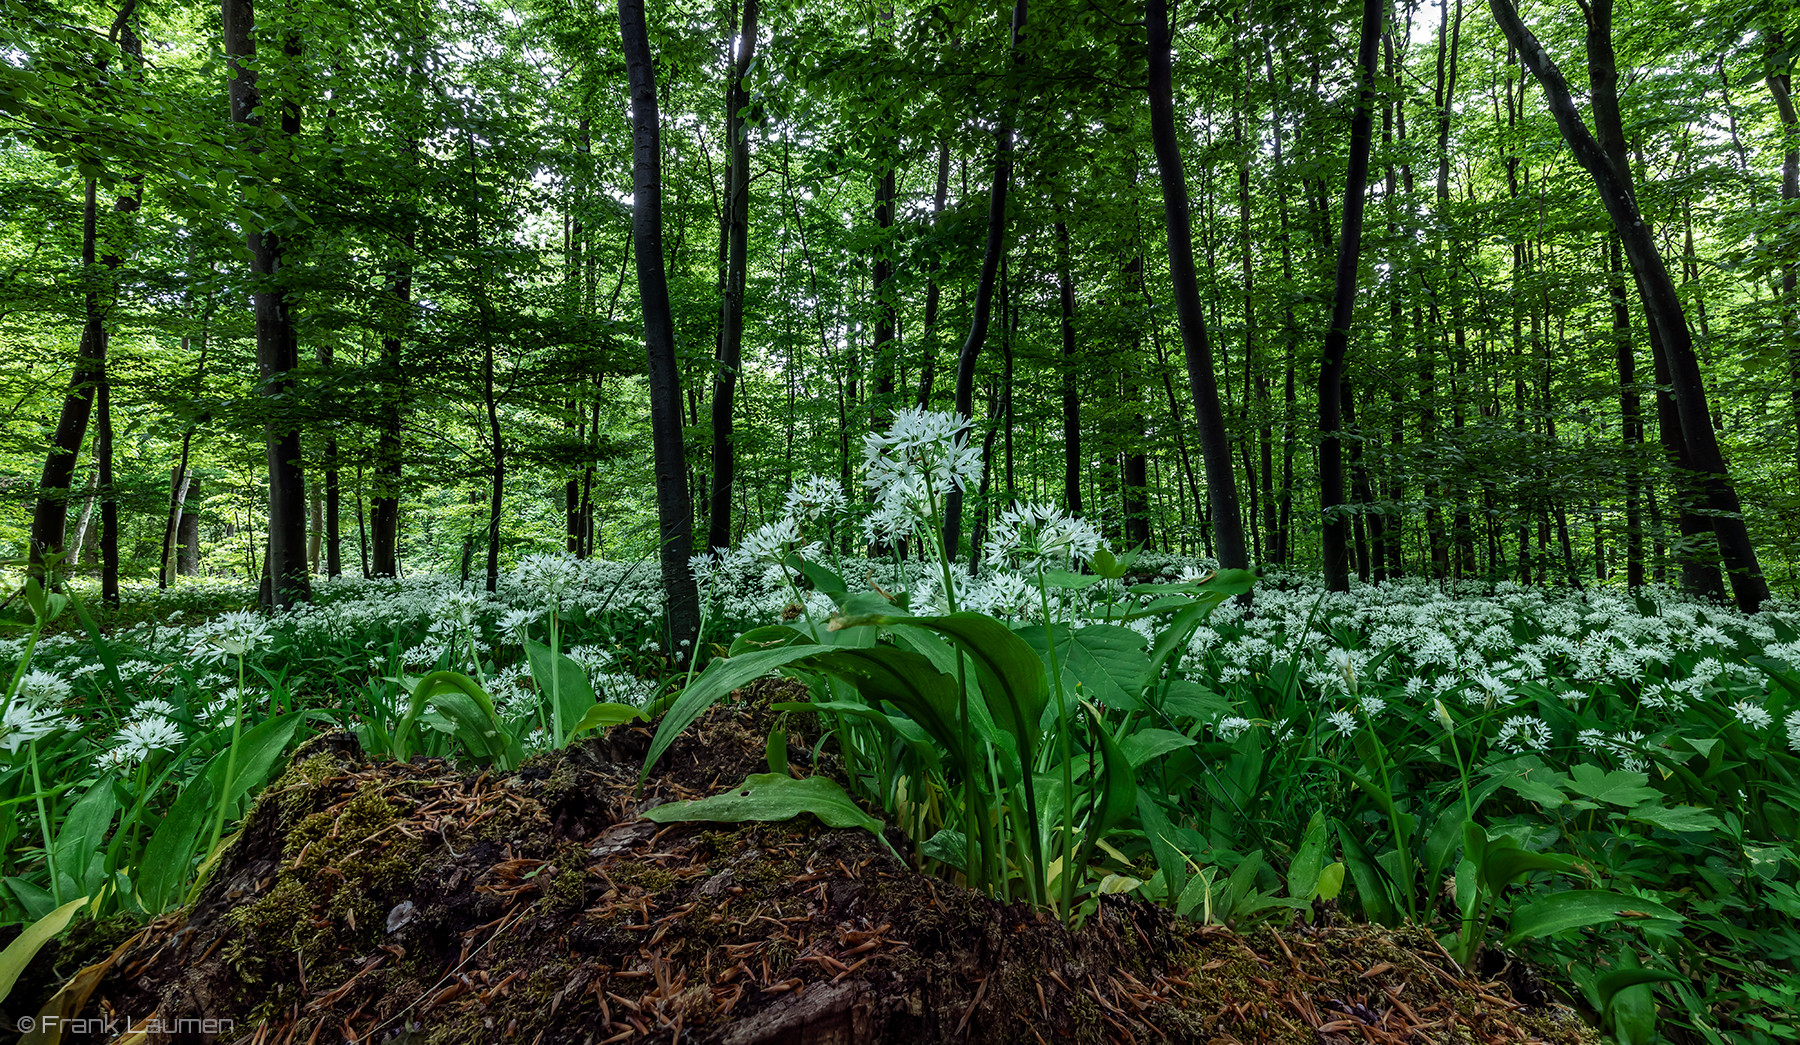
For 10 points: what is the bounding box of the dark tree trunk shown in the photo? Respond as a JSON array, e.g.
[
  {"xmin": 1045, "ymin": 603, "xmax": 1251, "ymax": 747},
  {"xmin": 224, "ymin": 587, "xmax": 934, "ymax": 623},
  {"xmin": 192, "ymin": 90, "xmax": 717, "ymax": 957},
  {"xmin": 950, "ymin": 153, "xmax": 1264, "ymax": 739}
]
[
  {"xmin": 916, "ymin": 141, "xmax": 951, "ymax": 408},
  {"xmin": 945, "ymin": 0, "xmax": 1026, "ymax": 561},
  {"xmin": 1609, "ymin": 237, "xmax": 1645, "ymax": 587},
  {"xmin": 29, "ymin": 179, "xmax": 108, "ymax": 581},
  {"xmin": 707, "ymin": 0, "xmax": 758, "ymax": 553},
  {"xmin": 1147, "ymin": 0, "xmax": 1246, "ymax": 569},
  {"xmin": 1317, "ymin": 0, "xmax": 1382, "ymax": 591},
  {"xmin": 224, "ymin": 0, "xmax": 309, "ymax": 608},
  {"xmin": 621, "ymin": 0, "xmax": 701, "ymax": 644},
  {"xmin": 97, "ymin": 370, "xmax": 118, "ymax": 606},
  {"xmin": 1769, "ymin": 29, "xmax": 1799, "ymax": 481},
  {"xmin": 1489, "ymin": 0, "xmax": 1768, "ymax": 611},
  {"xmin": 1056, "ymin": 219, "xmax": 1082, "ymax": 513},
  {"xmin": 178, "ymin": 478, "xmax": 201, "ymax": 575}
]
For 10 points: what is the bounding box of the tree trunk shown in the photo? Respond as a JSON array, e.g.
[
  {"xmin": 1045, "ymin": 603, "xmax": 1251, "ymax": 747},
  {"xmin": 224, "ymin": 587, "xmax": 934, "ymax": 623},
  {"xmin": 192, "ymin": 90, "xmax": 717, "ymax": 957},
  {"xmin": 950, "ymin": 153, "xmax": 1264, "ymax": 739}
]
[
  {"xmin": 1317, "ymin": 0, "xmax": 1382, "ymax": 591},
  {"xmin": 707, "ymin": 0, "xmax": 758, "ymax": 553},
  {"xmin": 1056, "ymin": 219, "xmax": 1082, "ymax": 513},
  {"xmin": 97, "ymin": 369, "xmax": 118, "ymax": 606},
  {"xmin": 1488, "ymin": 0, "xmax": 1768, "ymax": 611},
  {"xmin": 945, "ymin": 0, "xmax": 1027, "ymax": 561},
  {"xmin": 1609, "ymin": 236, "xmax": 1645, "ymax": 587},
  {"xmin": 1768, "ymin": 29, "xmax": 1799, "ymax": 481},
  {"xmin": 225, "ymin": 0, "xmax": 309, "ymax": 607},
  {"xmin": 178, "ymin": 478, "xmax": 202, "ymax": 575},
  {"xmin": 916, "ymin": 140, "xmax": 951, "ymax": 408},
  {"xmin": 621, "ymin": 0, "xmax": 702, "ymax": 644},
  {"xmin": 29, "ymin": 178, "xmax": 108, "ymax": 581},
  {"xmin": 1147, "ymin": 0, "xmax": 1246, "ymax": 570}
]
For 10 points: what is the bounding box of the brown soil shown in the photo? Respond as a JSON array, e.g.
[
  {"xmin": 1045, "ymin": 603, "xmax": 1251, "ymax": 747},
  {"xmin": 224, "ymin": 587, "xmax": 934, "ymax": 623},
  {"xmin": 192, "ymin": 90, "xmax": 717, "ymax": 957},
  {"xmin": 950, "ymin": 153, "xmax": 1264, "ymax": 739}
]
[{"xmin": 28, "ymin": 682, "xmax": 1595, "ymax": 1045}]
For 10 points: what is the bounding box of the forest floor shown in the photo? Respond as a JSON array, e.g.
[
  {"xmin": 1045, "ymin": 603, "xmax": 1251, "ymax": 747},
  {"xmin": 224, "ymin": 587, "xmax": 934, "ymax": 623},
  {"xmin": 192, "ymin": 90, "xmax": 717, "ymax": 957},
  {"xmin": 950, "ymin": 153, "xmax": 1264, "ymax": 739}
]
[{"xmin": 23, "ymin": 686, "xmax": 1596, "ymax": 1045}]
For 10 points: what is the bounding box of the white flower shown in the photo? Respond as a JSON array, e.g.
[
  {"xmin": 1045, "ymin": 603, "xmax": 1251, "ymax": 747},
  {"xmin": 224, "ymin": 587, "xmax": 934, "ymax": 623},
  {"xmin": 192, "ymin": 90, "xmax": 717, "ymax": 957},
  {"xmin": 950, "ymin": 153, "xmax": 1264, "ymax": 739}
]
[
  {"xmin": 0, "ymin": 702, "xmax": 65, "ymax": 754},
  {"xmin": 1495, "ymin": 715, "xmax": 1552, "ymax": 753},
  {"xmin": 497, "ymin": 608, "xmax": 537, "ymax": 644},
  {"xmin": 1786, "ymin": 710, "xmax": 1800, "ymax": 753},
  {"xmin": 1732, "ymin": 701, "xmax": 1772, "ymax": 730},
  {"xmin": 861, "ymin": 406, "xmax": 982, "ymax": 498},
  {"xmin": 1216, "ymin": 716, "xmax": 1253, "ymax": 741},
  {"xmin": 438, "ymin": 591, "xmax": 484, "ymax": 627},
  {"xmin": 514, "ymin": 553, "xmax": 581, "ymax": 596},
  {"xmin": 1359, "ymin": 695, "xmax": 1386, "ymax": 718},
  {"xmin": 1325, "ymin": 710, "xmax": 1358, "ymax": 737},
  {"xmin": 129, "ymin": 698, "xmax": 177, "ymax": 721},
  {"xmin": 14, "ymin": 669, "xmax": 71, "ymax": 706},
  {"xmin": 106, "ymin": 716, "xmax": 184, "ymax": 767},
  {"xmin": 741, "ymin": 517, "xmax": 803, "ymax": 565},
  {"xmin": 783, "ymin": 475, "xmax": 848, "ymax": 523},
  {"xmin": 203, "ymin": 610, "xmax": 271, "ymax": 657}
]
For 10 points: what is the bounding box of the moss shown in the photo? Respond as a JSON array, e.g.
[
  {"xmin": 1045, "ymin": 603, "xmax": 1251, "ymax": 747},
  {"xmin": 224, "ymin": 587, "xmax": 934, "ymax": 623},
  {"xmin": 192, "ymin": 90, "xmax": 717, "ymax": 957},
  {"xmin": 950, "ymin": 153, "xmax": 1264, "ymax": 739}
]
[{"xmin": 223, "ymin": 780, "xmax": 426, "ymax": 991}]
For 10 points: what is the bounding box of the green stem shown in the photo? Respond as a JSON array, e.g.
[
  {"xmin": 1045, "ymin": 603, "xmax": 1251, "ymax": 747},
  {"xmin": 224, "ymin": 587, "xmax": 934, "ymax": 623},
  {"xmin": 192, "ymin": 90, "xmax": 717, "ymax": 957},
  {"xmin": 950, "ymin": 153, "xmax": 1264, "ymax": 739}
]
[
  {"xmin": 1037, "ymin": 565, "xmax": 1076, "ymax": 919},
  {"xmin": 207, "ymin": 654, "xmax": 248, "ymax": 859},
  {"xmin": 29, "ymin": 741, "xmax": 60, "ymax": 906}
]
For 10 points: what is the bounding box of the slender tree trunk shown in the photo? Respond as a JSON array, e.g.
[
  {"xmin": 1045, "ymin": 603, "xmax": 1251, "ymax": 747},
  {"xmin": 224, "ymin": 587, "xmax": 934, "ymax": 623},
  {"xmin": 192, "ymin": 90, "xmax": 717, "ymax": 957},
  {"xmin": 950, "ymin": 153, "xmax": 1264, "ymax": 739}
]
[
  {"xmin": 1317, "ymin": 0, "xmax": 1382, "ymax": 591},
  {"xmin": 945, "ymin": 0, "xmax": 1026, "ymax": 560},
  {"xmin": 178, "ymin": 478, "xmax": 202, "ymax": 575},
  {"xmin": 1768, "ymin": 29, "xmax": 1799, "ymax": 480},
  {"xmin": 707, "ymin": 0, "xmax": 758, "ymax": 552},
  {"xmin": 1489, "ymin": 0, "xmax": 1767, "ymax": 611},
  {"xmin": 916, "ymin": 140, "xmax": 951, "ymax": 407},
  {"xmin": 224, "ymin": 0, "xmax": 308, "ymax": 607},
  {"xmin": 1609, "ymin": 237, "xmax": 1645, "ymax": 587},
  {"xmin": 621, "ymin": 0, "xmax": 701, "ymax": 643},
  {"xmin": 29, "ymin": 180, "xmax": 107, "ymax": 581},
  {"xmin": 96, "ymin": 370, "xmax": 118, "ymax": 605},
  {"xmin": 1056, "ymin": 219, "xmax": 1082, "ymax": 513},
  {"xmin": 1147, "ymin": 0, "xmax": 1246, "ymax": 569}
]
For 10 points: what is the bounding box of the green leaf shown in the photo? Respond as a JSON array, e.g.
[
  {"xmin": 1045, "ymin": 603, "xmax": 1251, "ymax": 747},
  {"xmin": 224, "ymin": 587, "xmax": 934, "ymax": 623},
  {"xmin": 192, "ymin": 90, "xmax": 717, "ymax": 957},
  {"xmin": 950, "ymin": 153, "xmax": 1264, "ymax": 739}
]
[
  {"xmin": 1119, "ymin": 727, "xmax": 1196, "ymax": 767},
  {"xmin": 397, "ymin": 672, "xmax": 519, "ymax": 769},
  {"xmin": 1478, "ymin": 840, "xmax": 1581, "ymax": 895},
  {"xmin": 1502, "ymin": 771, "xmax": 1572, "ymax": 809},
  {"xmin": 52, "ymin": 780, "xmax": 117, "ymax": 900},
  {"xmin": 639, "ymin": 641, "xmax": 821, "ymax": 789},
  {"xmin": 136, "ymin": 769, "xmax": 216, "ymax": 915},
  {"xmin": 1315, "ymin": 862, "xmax": 1346, "ymax": 901},
  {"xmin": 0, "ymin": 897, "xmax": 85, "ymax": 1004},
  {"xmin": 525, "ymin": 639, "xmax": 599, "ymax": 741},
  {"xmin": 214, "ymin": 712, "xmax": 304, "ymax": 815},
  {"xmin": 1288, "ymin": 811, "xmax": 1328, "ymax": 900},
  {"xmin": 567, "ymin": 702, "xmax": 644, "ymax": 737},
  {"xmin": 1625, "ymin": 802, "xmax": 1724, "ymax": 833},
  {"xmin": 643, "ymin": 773, "xmax": 890, "ymax": 853},
  {"xmin": 1018, "ymin": 623, "xmax": 1149, "ymax": 714},
  {"xmin": 1566, "ymin": 764, "xmax": 1661, "ymax": 807},
  {"xmin": 1502, "ymin": 889, "xmax": 1682, "ymax": 947},
  {"xmin": 893, "ymin": 613, "xmax": 1049, "ymax": 766}
]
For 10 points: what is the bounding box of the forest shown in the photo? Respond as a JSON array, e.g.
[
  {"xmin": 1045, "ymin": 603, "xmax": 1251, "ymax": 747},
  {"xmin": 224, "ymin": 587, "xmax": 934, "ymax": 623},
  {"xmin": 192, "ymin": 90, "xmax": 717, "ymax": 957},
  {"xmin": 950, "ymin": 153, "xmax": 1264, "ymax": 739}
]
[{"xmin": 2, "ymin": 0, "xmax": 1799, "ymax": 1042}]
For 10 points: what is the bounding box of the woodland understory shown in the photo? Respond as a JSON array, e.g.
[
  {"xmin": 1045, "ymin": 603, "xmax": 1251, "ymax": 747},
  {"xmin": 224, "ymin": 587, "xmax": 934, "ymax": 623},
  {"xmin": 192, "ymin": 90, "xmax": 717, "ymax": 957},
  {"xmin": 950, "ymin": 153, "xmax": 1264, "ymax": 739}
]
[{"xmin": 3, "ymin": 0, "xmax": 1800, "ymax": 1041}]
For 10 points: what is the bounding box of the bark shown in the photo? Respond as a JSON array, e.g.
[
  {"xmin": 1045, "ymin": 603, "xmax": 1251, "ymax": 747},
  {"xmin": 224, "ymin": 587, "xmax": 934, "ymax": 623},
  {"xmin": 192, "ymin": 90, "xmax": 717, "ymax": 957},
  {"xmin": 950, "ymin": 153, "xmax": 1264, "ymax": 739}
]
[
  {"xmin": 707, "ymin": 0, "xmax": 758, "ymax": 553},
  {"xmin": 945, "ymin": 0, "xmax": 1026, "ymax": 561},
  {"xmin": 1769, "ymin": 29, "xmax": 1799, "ymax": 480},
  {"xmin": 1055, "ymin": 219, "xmax": 1082, "ymax": 513},
  {"xmin": 28, "ymin": 179, "xmax": 107, "ymax": 580},
  {"xmin": 915, "ymin": 141, "xmax": 951, "ymax": 407},
  {"xmin": 1490, "ymin": 0, "xmax": 1768, "ymax": 610},
  {"xmin": 621, "ymin": 0, "xmax": 701, "ymax": 644},
  {"xmin": 225, "ymin": 0, "xmax": 309, "ymax": 607},
  {"xmin": 97, "ymin": 370, "xmax": 118, "ymax": 606},
  {"xmin": 1147, "ymin": 0, "xmax": 1246, "ymax": 569},
  {"xmin": 1609, "ymin": 236, "xmax": 1645, "ymax": 588},
  {"xmin": 1317, "ymin": 0, "xmax": 1383, "ymax": 591},
  {"xmin": 178, "ymin": 478, "xmax": 202, "ymax": 575}
]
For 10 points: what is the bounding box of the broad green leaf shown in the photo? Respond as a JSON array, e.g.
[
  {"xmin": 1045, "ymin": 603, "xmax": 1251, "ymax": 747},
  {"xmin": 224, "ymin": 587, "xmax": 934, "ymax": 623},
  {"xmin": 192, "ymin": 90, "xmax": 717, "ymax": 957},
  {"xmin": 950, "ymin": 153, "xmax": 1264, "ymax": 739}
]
[
  {"xmin": 1119, "ymin": 727, "xmax": 1195, "ymax": 767},
  {"xmin": 1135, "ymin": 792, "xmax": 1188, "ymax": 904},
  {"xmin": 1625, "ymin": 802, "xmax": 1724, "ymax": 834},
  {"xmin": 1478, "ymin": 841, "xmax": 1581, "ymax": 894},
  {"xmin": 1288, "ymin": 811, "xmax": 1329, "ymax": 900},
  {"xmin": 1566, "ymin": 764, "xmax": 1661, "ymax": 807},
  {"xmin": 1502, "ymin": 772, "xmax": 1572, "ymax": 809},
  {"xmin": 642, "ymin": 773, "xmax": 890, "ymax": 853},
  {"xmin": 1158, "ymin": 680, "xmax": 1230, "ymax": 722},
  {"xmin": 893, "ymin": 613, "xmax": 1048, "ymax": 766},
  {"xmin": 0, "ymin": 897, "xmax": 85, "ymax": 1004},
  {"xmin": 639, "ymin": 641, "xmax": 822, "ymax": 788},
  {"xmin": 567, "ymin": 702, "xmax": 644, "ymax": 737},
  {"xmin": 525, "ymin": 640, "xmax": 599, "ymax": 741},
  {"xmin": 1315, "ymin": 862, "xmax": 1346, "ymax": 901},
  {"xmin": 1502, "ymin": 889, "xmax": 1682, "ymax": 947},
  {"xmin": 136, "ymin": 768, "xmax": 216, "ymax": 914}
]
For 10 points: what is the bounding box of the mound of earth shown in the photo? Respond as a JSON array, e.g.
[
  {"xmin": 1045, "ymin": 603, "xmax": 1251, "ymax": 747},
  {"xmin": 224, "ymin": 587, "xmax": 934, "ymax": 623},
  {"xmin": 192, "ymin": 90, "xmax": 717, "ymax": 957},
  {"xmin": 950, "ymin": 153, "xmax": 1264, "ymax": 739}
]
[{"xmin": 26, "ymin": 683, "xmax": 1595, "ymax": 1045}]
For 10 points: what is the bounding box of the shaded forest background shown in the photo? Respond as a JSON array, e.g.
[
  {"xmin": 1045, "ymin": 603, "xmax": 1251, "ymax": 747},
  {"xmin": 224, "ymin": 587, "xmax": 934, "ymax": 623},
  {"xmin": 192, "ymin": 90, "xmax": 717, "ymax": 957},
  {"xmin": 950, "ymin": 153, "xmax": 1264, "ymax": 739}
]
[{"xmin": 2, "ymin": 0, "xmax": 1797, "ymax": 613}]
